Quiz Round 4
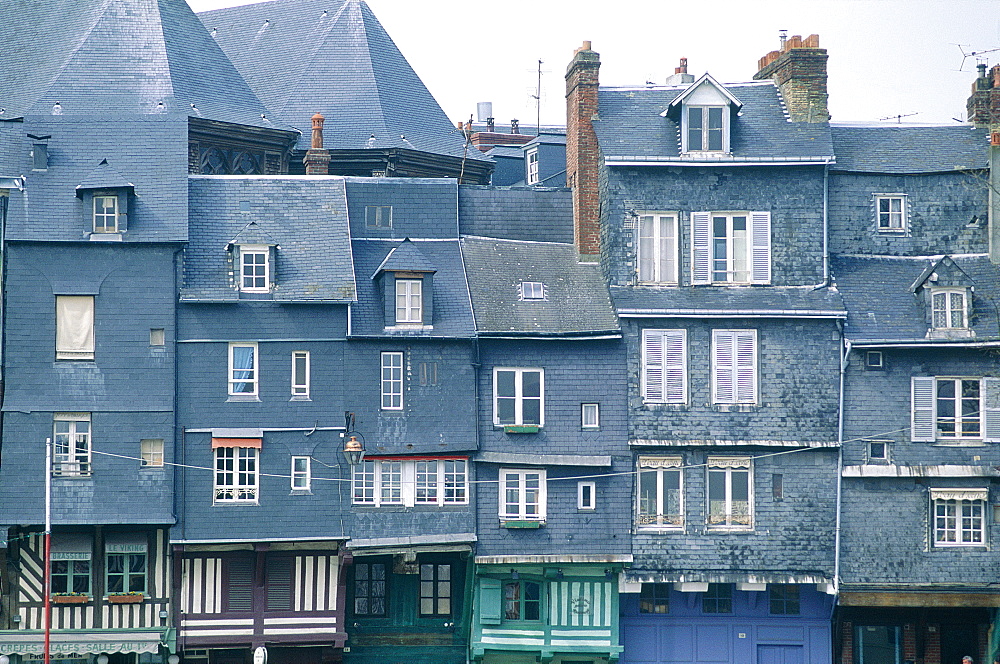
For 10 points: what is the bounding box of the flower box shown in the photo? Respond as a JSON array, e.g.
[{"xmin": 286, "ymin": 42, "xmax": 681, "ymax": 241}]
[
  {"xmin": 52, "ymin": 594, "xmax": 89, "ymax": 604},
  {"xmin": 107, "ymin": 594, "xmax": 144, "ymax": 604}
]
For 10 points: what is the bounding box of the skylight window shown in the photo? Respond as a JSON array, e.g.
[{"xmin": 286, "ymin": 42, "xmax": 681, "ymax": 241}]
[{"xmin": 520, "ymin": 282, "xmax": 546, "ymax": 301}]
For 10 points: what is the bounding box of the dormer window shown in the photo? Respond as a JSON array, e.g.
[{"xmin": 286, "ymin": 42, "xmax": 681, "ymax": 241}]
[
  {"xmin": 239, "ymin": 245, "xmax": 270, "ymax": 292},
  {"xmin": 395, "ymin": 278, "xmax": 423, "ymax": 323},
  {"xmin": 75, "ymin": 160, "xmax": 133, "ymax": 238},
  {"xmin": 686, "ymin": 106, "xmax": 726, "ymax": 152},
  {"xmin": 931, "ymin": 289, "xmax": 967, "ymax": 330},
  {"xmin": 875, "ymin": 194, "xmax": 907, "ymax": 233},
  {"xmin": 526, "ymin": 149, "xmax": 539, "ymax": 184},
  {"xmin": 93, "ymin": 194, "xmax": 120, "ymax": 233},
  {"xmin": 519, "ymin": 282, "xmax": 546, "ymax": 301}
]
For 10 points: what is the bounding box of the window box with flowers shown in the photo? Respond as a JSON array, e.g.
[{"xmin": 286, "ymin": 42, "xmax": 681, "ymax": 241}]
[
  {"xmin": 107, "ymin": 592, "xmax": 144, "ymax": 604},
  {"xmin": 52, "ymin": 593, "xmax": 90, "ymax": 604}
]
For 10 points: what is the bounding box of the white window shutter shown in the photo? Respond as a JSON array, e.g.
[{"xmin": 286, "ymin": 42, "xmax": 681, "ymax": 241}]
[
  {"xmin": 750, "ymin": 211, "xmax": 771, "ymax": 284},
  {"xmin": 642, "ymin": 330, "xmax": 664, "ymax": 402},
  {"xmin": 911, "ymin": 376, "xmax": 936, "ymax": 442},
  {"xmin": 663, "ymin": 330, "xmax": 687, "ymax": 404},
  {"xmin": 691, "ymin": 212, "xmax": 711, "ymax": 284},
  {"xmin": 983, "ymin": 378, "xmax": 1000, "ymax": 443},
  {"xmin": 735, "ymin": 331, "xmax": 757, "ymax": 403},
  {"xmin": 713, "ymin": 331, "xmax": 735, "ymax": 403}
]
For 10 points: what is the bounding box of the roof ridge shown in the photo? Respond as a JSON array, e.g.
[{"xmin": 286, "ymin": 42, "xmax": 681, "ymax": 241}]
[{"xmin": 356, "ymin": 1, "xmax": 397, "ymax": 145}]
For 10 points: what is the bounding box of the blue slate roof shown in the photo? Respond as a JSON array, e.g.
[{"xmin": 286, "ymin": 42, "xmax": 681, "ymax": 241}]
[
  {"xmin": 182, "ymin": 177, "xmax": 356, "ymax": 302},
  {"xmin": 345, "ymin": 178, "xmax": 460, "ymax": 240},
  {"xmin": 0, "ymin": 0, "xmax": 283, "ymax": 129},
  {"xmin": 832, "ymin": 254, "xmax": 1000, "ymax": 342},
  {"xmin": 610, "ymin": 285, "xmax": 846, "ymax": 317},
  {"xmin": 461, "ymin": 237, "xmax": 619, "ymax": 336},
  {"xmin": 350, "ymin": 239, "xmax": 475, "ymax": 337},
  {"xmin": 75, "ymin": 160, "xmax": 134, "ymax": 195},
  {"xmin": 458, "ymin": 186, "xmax": 574, "ymax": 243},
  {"xmin": 374, "ymin": 239, "xmax": 437, "ymax": 276},
  {"xmin": 595, "ymin": 81, "xmax": 834, "ymax": 163},
  {"xmin": 199, "ymin": 0, "xmax": 487, "ymax": 160},
  {"xmin": 830, "ymin": 123, "xmax": 989, "ymax": 173}
]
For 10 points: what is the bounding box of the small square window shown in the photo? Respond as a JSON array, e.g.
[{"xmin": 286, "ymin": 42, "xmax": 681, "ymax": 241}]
[
  {"xmin": 639, "ymin": 583, "xmax": 669, "ymax": 614},
  {"xmin": 519, "ymin": 282, "xmax": 545, "ymax": 301},
  {"xmin": 150, "ymin": 328, "xmax": 165, "ymax": 346},
  {"xmin": 366, "ymin": 206, "xmax": 392, "ymax": 227},
  {"xmin": 875, "ymin": 194, "xmax": 907, "ymax": 232},
  {"xmin": 140, "ymin": 439, "xmax": 164, "ymax": 467},
  {"xmin": 581, "ymin": 403, "xmax": 600, "ymax": 429},
  {"xmin": 868, "ymin": 441, "xmax": 888, "ymax": 462},
  {"xmin": 865, "ymin": 351, "xmax": 884, "ymax": 370},
  {"xmin": 702, "ymin": 583, "xmax": 732, "ymax": 613},
  {"xmin": 577, "ymin": 481, "xmax": 596, "ymax": 510},
  {"xmin": 769, "ymin": 584, "xmax": 800, "ymax": 615}
]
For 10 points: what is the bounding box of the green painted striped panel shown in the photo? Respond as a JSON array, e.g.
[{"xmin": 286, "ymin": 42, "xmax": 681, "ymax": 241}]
[{"xmin": 548, "ymin": 580, "xmax": 613, "ymax": 628}]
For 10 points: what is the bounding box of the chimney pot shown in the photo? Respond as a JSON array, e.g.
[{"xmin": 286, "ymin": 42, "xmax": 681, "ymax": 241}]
[
  {"xmin": 310, "ymin": 113, "xmax": 325, "ymax": 150},
  {"xmin": 582, "ymin": 40, "xmax": 591, "ymax": 51},
  {"xmin": 678, "ymin": 57, "xmax": 687, "ymax": 74},
  {"xmin": 992, "ymin": 64, "xmax": 1000, "ymax": 88},
  {"xmin": 978, "ymin": 63, "xmax": 988, "ymax": 78}
]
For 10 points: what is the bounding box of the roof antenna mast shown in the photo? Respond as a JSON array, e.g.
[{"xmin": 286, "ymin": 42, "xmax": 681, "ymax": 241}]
[{"xmin": 532, "ymin": 59, "xmax": 543, "ymax": 136}]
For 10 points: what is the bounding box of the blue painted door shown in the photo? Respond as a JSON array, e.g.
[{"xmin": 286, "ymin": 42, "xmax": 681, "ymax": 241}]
[{"xmin": 757, "ymin": 645, "xmax": 804, "ymax": 664}]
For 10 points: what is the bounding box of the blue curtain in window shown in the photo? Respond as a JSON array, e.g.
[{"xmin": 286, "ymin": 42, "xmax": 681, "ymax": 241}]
[{"xmin": 232, "ymin": 346, "xmax": 254, "ymax": 393}]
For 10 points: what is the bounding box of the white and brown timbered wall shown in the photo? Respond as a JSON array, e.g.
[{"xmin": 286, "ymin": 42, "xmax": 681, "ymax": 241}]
[
  {"xmin": 178, "ymin": 548, "xmax": 347, "ymax": 648},
  {"xmin": 11, "ymin": 529, "xmax": 171, "ymax": 630}
]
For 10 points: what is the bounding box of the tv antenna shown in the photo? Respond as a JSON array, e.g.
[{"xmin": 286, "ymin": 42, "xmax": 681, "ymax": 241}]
[
  {"xmin": 955, "ymin": 44, "xmax": 1000, "ymax": 71},
  {"xmin": 528, "ymin": 59, "xmax": 551, "ymax": 135},
  {"xmin": 879, "ymin": 112, "xmax": 919, "ymax": 123}
]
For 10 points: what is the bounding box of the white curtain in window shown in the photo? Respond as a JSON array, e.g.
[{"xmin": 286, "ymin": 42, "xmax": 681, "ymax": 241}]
[{"xmin": 56, "ymin": 296, "xmax": 94, "ymax": 359}]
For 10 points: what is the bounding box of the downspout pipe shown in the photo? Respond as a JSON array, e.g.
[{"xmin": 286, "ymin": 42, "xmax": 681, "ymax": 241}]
[
  {"xmin": 834, "ymin": 331, "xmax": 851, "ymax": 595},
  {"xmin": 812, "ymin": 160, "xmax": 832, "ymax": 290}
]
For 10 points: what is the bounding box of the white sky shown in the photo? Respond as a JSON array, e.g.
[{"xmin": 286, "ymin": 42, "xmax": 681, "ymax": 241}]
[{"xmin": 187, "ymin": 0, "xmax": 1000, "ymax": 127}]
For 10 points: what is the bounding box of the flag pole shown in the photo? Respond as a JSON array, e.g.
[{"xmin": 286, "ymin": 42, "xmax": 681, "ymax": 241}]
[{"xmin": 43, "ymin": 437, "xmax": 52, "ymax": 664}]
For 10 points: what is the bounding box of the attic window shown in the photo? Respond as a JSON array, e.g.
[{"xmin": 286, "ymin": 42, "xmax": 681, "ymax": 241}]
[
  {"xmin": 239, "ymin": 244, "xmax": 270, "ymax": 292},
  {"xmin": 685, "ymin": 106, "xmax": 726, "ymax": 152},
  {"xmin": 931, "ymin": 289, "xmax": 968, "ymax": 330},
  {"xmin": 519, "ymin": 282, "xmax": 546, "ymax": 301},
  {"xmin": 93, "ymin": 195, "xmax": 120, "ymax": 233},
  {"xmin": 874, "ymin": 194, "xmax": 907, "ymax": 233},
  {"xmin": 366, "ymin": 205, "xmax": 392, "ymax": 228}
]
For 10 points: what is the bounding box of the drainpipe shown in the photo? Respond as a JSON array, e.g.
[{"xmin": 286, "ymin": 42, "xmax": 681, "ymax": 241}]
[
  {"xmin": 834, "ymin": 330, "xmax": 850, "ymax": 596},
  {"xmin": 812, "ymin": 160, "xmax": 832, "ymax": 289}
]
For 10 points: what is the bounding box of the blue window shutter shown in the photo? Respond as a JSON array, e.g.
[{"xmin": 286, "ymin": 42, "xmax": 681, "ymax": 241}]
[
  {"xmin": 750, "ymin": 212, "xmax": 771, "ymax": 284},
  {"xmin": 479, "ymin": 577, "xmax": 502, "ymax": 625},
  {"xmin": 691, "ymin": 212, "xmax": 711, "ymax": 284},
  {"xmin": 983, "ymin": 378, "xmax": 1000, "ymax": 443},
  {"xmin": 911, "ymin": 376, "xmax": 936, "ymax": 442}
]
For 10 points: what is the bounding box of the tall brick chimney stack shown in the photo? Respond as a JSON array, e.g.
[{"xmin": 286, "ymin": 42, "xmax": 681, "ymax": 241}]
[
  {"xmin": 304, "ymin": 112, "xmax": 331, "ymax": 175},
  {"xmin": 753, "ymin": 33, "xmax": 830, "ymax": 122},
  {"xmin": 967, "ymin": 63, "xmax": 1000, "ymax": 127},
  {"xmin": 566, "ymin": 41, "xmax": 601, "ymax": 262}
]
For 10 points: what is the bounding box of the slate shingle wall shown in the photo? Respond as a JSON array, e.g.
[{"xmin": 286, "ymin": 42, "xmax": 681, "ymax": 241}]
[
  {"xmin": 626, "ymin": 318, "xmax": 841, "ymax": 444},
  {"xmin": 473, "ymin": 338, "xmax": 632, "ymax": 557},
  {"xmin": 599, "ymin": 165, "xmax": 827, "ymax": 287},
  {"xmin": 458, "ymin": 186, "xmax": 574, "ymax": 243},
  {"xmin": 631, "ymin": 448, "xmax": 838, "ymax": 577},
  {"xmin": 345, "ymin": 178, "xmax": 458, "ymax": 240},
  {"xmin": 828, "ymin": 170, "xmax": 989, "ymax": 256}
]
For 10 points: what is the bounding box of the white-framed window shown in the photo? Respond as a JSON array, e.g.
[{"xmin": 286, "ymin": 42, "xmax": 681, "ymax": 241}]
[
  {"xmin": 149, "ymin": 328, "xmax": 165, "ymax": 346},
  {"xmin": 239, "ymin": 245, "xmax": 270, "ymax": 292},
  {"xmin": 691, "ymin": 212, "xmax": 770, "ymax": 285},
  {"xmin": 931, "ymin": 289, "xmax": 968, "ymax": 329},
  {"xmin": 228, "ymin": 342, "xmax": 258, "ymax": 396},
  {"xmin": 500, "ymin": 468, "xmax": 546, "ymax": 522},
  {"xmin": 53, "ymin": 413, "xmax": 91, "ymax": 477},
  {"xmin": 642, "ymin": 329, "xmax": 687, "ymax": 404},
  {"xmin": 381, "ymin": 351, "xmax": 403, "ymax": 410},
  {"xmin": 875, "ymin": 194, "xmax": 907, "ymax": 232},
  {"xmin": 638, "ymin": 213, "xmax": 678, "ymax": 284},
  {"xmin": 578, "ymin": 481, "xmax": 596, "ymax": 510},
  {"xmin": 637, "ymin": 457, "xmax": 682, "ymax": 529},
  {"xmin": 140, "ymin": 439, "xmax": 164, "ymax": 467},
  {"xmin": 712, "ymin": 329, "xmax": 757, "ymax": 404},
  {"xmin": 494, "ymin": 368, "xmax": 543, "ymax": 426},
  {"xmin": 291, "ymin": 456, "xmax": 311, "ymax": 491},
  {"xmin": 581, "ymin": 403, "xmax": 600, "ymax": 429},
  {"xmin": 931, "ymin": 489, "xmax": 987, "ymax": 547},
  {"xmin": 685, "ymin": 106, "xmax": 727, "ymax": 153},
  {"xmin": 291, "ymin": 351, "xmax": 310, "ymax": 398},
  {"xmin": 526, "ymin": 149, "xmax": 539, "ymax": 184},
  {"xmin": 352, "ymin": 458, "xmax": 468, "ymax": 507},
  {"xmin": 56, "ymin": 295, "xmax": 95, "ymax": 360},
  {"xmin": 707, "ymin": 457, "xmax": 752, "ymax": 528},
  {"xmin": 911, "ymin": 376, "xmax": 1000, "ymax": 442},
  {"xmin": 214, "ymin": 446, "xmax": 258, "ymax": 503},
  {"xmin": 519, "ymin": 281, "xmax": 546, "ymax": 301},
  {"xmin": 93, "ymin": 195, "xmax": 119, "ymax": 233},
  {"xmin": 395, "ymin": 278, "xmax": 422, "ymax": 323}
]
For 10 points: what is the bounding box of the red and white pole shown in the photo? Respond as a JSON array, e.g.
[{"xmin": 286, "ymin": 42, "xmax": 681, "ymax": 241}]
[{"xmin": 43, "ymin": 437, "xmax": 52, "ymax": 664}]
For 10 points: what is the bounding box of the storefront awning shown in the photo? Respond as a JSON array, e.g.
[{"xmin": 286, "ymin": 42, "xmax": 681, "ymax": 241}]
[{"xmin": 0, "ymin": 631, "xmax": 168, "ymax": 655}]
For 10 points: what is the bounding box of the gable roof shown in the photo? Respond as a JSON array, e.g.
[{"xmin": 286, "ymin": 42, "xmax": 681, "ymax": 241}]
[
  {"xmin": 596, "ymin": 81, "xmax": 833, "ymax": 164},
  {"xmin": 830, "ymin": 124, "xmax": 988, "ymax": 174},
  {"xmin": 373, "ymin": 239, "xmax": 437, "ymax": 276},
  {"xmin": 199, "ymin": 0, "xmax": 488, "ymax": 161},
  {"xmin": 665, "ymin": 73, "xmax": 743, "ymax": 114},
  {"xmin": 75, "ymin": 160, "xmax": 135, "ymax": 196},
  {"xmin": 0, "ymin": 0, "xmax": 280, "ymax": 128},
  {"xmin": 461, "ymin": 237, "xmax": 619, "ymax": 337},
  {"xmin": 182, "ymin": 177, "xmax": 356, "ymax": 302},
  {"xmin": 832, "ymin": 254, "xmax": 1000, "ymax": 343}
]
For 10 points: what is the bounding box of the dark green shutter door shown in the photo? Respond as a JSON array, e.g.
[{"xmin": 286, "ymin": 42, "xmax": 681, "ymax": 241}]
[{"xmin": 479, "ymin": 577, "xmax": 502, "ymax": 625}]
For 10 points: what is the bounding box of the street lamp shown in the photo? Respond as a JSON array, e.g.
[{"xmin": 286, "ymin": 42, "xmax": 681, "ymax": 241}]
[{"xmin": 342, "ymin": 435, "xmax": 365, "ymax": 467}]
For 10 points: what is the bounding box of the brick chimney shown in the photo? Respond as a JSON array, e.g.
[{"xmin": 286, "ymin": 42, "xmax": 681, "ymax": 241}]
[
  {"xmin": 566, "ymin": 41, "xmax": 601, "ymax": 262},
  {"xmin": 753, "ymin": 33, "xmax": 829, "ymax": 122},
  {"xmin": 303, "ymin": 112, "xmax": 331, "ymax": 175},
  {"xmin": 967, "ymin": 63, "xmax": 1000, "ymax": 127}
]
